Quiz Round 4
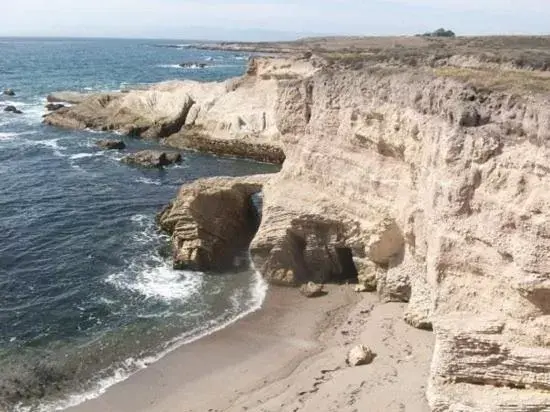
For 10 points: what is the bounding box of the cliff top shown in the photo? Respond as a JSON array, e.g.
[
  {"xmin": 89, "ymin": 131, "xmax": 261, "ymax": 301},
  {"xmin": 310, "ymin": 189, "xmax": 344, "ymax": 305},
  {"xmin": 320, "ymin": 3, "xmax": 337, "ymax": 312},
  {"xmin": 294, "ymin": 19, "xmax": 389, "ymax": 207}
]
[
  {"xmin": 191, "ymin": 36, "xmax": 550, "ymax": 96},
  {"xmin": 192, "ymin": 35, "xmax": 550, "ymax": 69}
]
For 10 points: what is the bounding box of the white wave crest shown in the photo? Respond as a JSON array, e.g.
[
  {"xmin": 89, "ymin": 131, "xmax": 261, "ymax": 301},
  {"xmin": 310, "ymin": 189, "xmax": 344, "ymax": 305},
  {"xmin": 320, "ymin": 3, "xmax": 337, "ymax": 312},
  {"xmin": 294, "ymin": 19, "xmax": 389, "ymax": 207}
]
[
  {"xmin": 0, "ymin": 132, "xmax": 17, "ymax": 140},
  {"xmin": 157, "ymin": 64, "xmax": 182, "ymax": 69},
  {"xmin": 22, "ymin": 259, "xmax": 267, "ymax": 412},
  {"xmin": 106, "ymin": 258, "xmax": 203, "ymax": 301},
  {"xmin": 70, "ymin": 152, "xmax": 104, "ymax": 160},
  {"xmin": 33, "ymin": 138, "xmax": 66, "ymax": 157},
  {"xmin": 135, "ymin": 177, "xmax": 161, "ymax": 186}
]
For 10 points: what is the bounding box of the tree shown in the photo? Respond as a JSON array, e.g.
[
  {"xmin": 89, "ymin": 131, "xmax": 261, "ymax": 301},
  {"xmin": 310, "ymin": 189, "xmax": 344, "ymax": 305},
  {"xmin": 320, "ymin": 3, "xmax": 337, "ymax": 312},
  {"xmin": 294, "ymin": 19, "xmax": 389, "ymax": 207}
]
[{"xmin": 420, "ymin": 28, "xmax": 456, "ymax": 38}]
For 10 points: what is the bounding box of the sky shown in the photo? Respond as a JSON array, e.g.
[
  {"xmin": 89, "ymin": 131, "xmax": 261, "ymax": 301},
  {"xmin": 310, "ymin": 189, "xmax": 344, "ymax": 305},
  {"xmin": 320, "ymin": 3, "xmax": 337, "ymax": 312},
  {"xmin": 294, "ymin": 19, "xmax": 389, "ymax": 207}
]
[{"xmin": 1, "ymin": 0, "xmax": 549, "ymax": 40}]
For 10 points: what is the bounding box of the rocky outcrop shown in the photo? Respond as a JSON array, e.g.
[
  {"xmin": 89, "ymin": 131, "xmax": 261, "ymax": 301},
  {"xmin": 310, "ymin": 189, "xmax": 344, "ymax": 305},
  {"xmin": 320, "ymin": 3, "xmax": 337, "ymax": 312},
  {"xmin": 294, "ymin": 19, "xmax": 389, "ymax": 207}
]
[
  {"xmin": 157, "ymin": 57, "xmax": 550, "ymax": 409},
  {"xmin": 45, "ymin": 103, "xmax": 65, "ymax": 111},
  {"xmin": 44, "ymin": 52, "xmax": 550, "ymax": 408},
  {"xmin": 44, "ymin": 89, "xmax": 194, "ymax": 139},
  {"xmin": 157, "ymin": 175, "xmax": 268, "ymax": 271},
  {"xmin": 428, "ymin": 315, "xmax": 550, "ymax": 411},
  {"xmin": 47, "ymin": 91, "xmax": 93, "ymax": 104},
  {"xmin": 4, "ymin": 105, "xmax": 22, "ymax": 114},
  {"xmin": 163, "ymin": 133, "xmax": 285, "ymax": 164},
  {"xmin": 96, "ymin": 139, "xmax": 126, "ymax": 150},
  {"xmin": 121, "ymin": 150, "xmax": 181, "ymax": 168},
  {"xmin": 244, "ymin": 60, "xmax": 550, "ymax": 410},
  {"xmin": 42, "ymin": 57, "xmax": 314, "ymax": 162}
]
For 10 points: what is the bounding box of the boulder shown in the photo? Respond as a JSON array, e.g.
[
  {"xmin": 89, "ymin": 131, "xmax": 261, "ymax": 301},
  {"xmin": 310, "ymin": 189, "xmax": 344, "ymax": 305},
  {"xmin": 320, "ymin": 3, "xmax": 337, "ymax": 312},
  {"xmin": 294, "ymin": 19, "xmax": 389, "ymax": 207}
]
[
  {"xmin": 346, "ymin": 345, "xmax": 375, "ymax": 367},
  {"xmin": 45, "ymin": 103, "xmax": 65, "ymax": 111},
  {"xmin": 299, "ymin": 282, "xmax": 325, "ymax": 298},
  {"xmin": 3, "ymin": 89, "xmax": 15, "ymax": 96},
  {"xmin": 96, "ymin": 139, "xmax": 126, "ymax": 150},
  {"xmin": 4, "ymin": 105, "xmax": 22, "ymax": 114},
  {"xmin": 121, "ymin": 150, "xmax": 181, "ymax": 168}
]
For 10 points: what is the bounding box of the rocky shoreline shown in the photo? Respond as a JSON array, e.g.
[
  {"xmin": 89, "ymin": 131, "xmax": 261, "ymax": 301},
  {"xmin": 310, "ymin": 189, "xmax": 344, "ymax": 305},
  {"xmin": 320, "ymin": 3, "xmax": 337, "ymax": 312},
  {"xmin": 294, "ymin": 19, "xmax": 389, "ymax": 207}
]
[{"xmin": 43, "ymin": 41, "xmax": 550, "ymax": 410}]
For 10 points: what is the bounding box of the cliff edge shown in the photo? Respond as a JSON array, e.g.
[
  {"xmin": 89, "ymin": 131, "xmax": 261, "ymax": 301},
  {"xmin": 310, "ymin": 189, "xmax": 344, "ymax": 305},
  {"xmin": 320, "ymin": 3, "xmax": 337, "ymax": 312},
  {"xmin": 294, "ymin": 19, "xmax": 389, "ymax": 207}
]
[
  {"xmin": 44, "ymin": 40, "xmax": 550, "ymax": 410},
  {"xmin": 162, "ymin": 57, "xmax": 550, "ymax": 410}
]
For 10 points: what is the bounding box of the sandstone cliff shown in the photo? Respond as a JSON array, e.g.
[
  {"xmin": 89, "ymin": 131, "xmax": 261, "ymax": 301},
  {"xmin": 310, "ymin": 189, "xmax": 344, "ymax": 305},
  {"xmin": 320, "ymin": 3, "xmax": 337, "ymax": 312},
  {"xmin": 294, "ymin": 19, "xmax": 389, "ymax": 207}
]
[
  {"xmin": 44, "ymin": 50, "xmax": 550, "ymax": 410},
  {"xmin": 42, "ymin": 58, "xmax": 314, "ymax": 164},
  {"xmin": 157, "ymin": 175, "xmax": 267, "ymax": 271},
  {"xmin": 158, "ymin": 58, "xmax": 550, "ymax": 410}
]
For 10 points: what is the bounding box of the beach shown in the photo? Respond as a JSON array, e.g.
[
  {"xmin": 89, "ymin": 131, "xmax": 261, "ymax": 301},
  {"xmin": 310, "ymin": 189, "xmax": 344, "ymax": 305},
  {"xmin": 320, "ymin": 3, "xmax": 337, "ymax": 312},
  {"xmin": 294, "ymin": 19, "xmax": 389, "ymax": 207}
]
[{"xmin": 68, "ymin": 285, "xmax": 433, "ymax": 412}]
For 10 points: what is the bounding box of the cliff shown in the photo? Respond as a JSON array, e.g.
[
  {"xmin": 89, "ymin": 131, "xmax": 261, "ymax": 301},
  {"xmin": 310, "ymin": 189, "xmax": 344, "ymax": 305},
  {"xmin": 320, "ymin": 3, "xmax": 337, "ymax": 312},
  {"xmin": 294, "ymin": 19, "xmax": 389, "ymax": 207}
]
[
  {"xmin": 44, "ymin": 46, "xmax": 550, "ymax": 410},
  {"xmin": 160, "ymin": 58, "xmax": 550, "ymax": 410}
]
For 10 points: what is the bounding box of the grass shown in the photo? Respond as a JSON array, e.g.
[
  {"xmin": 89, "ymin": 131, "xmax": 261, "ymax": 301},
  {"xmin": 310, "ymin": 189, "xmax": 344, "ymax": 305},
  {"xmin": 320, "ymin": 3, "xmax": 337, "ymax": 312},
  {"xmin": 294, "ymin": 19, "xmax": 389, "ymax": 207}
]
[{"xmin": 434, "ymin": 66, "xmax": 550, "ymax": 95}]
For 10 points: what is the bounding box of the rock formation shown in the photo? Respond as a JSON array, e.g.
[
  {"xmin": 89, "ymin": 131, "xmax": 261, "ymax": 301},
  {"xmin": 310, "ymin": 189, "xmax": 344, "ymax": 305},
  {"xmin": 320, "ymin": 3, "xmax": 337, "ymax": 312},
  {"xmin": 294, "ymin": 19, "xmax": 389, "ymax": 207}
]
[
  {"xmin": 96, "ymin": 139, "xmax": 126, "ymax": 150},
  {"xmin": 47, "ymin": 91, "xmax": 94, "ymax": 104},
  {"xmin": 44, "ymin": 53, "xmax": 550, "ymax": 409},
  {"xmin": 45, "ymin": 103, "xmax": 65, "ymax": 111},
  {"xmin": 157, "ymin": 175, "xmax": 268, "ymax": 271},
  {"xmin": 42, "ymin": 58, "xmax": 313, "ymax": 163},
  {"xmin": 121, "ymin": 150, "xmax": 181, "ymax": 168},
  {"xmin": 4, "ymin": 105, "xmax": 22, "ymax": 114}
]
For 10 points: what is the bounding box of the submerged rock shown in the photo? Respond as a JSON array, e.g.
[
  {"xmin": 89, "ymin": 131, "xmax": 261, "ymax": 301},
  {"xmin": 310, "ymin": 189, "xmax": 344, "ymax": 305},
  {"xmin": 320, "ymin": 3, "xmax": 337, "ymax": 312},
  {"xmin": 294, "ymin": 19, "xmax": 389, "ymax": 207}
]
[
  {"xmin": 3, "ymin": 88, "xmax": 15, "ymax": 96},
  {"xmin": 347, "ymin": 345, "xmax": 375, "ymax": 367},
  {"xmin": 96, "ymin": 139, "xmax": 126, "ymax": 150},
  {"xmin": 299, "ymin": 282, "xmax": 325, "ymax": 298},
  {"xmin": 4, "ymin": 105, "xmax": 22, "ymax": 114},
  {"xmin": 121, "ymin": 150, "xmax": 181, "ymax": 168}
]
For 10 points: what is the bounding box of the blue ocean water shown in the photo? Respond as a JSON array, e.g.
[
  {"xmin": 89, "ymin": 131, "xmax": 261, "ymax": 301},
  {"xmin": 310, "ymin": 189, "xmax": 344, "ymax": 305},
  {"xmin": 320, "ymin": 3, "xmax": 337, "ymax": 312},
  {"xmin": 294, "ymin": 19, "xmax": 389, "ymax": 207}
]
[{"xmin": 0, "ymin": 38, "xmax": 276, "ymax": 411}]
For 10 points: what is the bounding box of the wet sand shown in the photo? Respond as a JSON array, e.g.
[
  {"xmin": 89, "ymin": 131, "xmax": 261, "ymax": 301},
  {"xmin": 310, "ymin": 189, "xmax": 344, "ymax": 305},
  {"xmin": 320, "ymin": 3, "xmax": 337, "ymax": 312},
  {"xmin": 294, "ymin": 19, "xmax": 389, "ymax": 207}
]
[{"xmin": 68, "ymin": 284, "xmax": 433, "ymax": 412}]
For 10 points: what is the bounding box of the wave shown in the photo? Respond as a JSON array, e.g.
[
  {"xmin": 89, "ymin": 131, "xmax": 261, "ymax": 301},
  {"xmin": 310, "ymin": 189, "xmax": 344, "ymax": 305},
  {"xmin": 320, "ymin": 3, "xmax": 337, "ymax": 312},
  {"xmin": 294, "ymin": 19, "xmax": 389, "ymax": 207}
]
[
  {"xmin": 69, "ymin": 152, "xmax": 104, "ymax": 160},
  {"xmin": 135, "ymin": 176, "xmax": 161, "ymax": 185},
  {"xmin": 33, "ymin": 138, "xmax": 66, "ymax": 157},
  {"xmin": 0, "ymin": 132, "xmax": 17, "ymax": 140},
  {"xmin": 20, "ymin": 261, "xmax": 267, "ymax": 412},
  {"xmin": 106, "ymin": 257, "xmax": 202, "ymax": 302}
]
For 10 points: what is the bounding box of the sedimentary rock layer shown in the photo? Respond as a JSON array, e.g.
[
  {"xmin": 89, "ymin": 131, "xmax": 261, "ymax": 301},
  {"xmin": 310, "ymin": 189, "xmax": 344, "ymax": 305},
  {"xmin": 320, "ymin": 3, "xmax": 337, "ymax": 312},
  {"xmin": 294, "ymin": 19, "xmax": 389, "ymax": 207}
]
[
  {"xmin": 162, "ymin": 57, "xmax": 550, "ymax": 409},
  {"xmin": 42, "ymin": 58, "xmax": 314, "ymax": 162},
  {"xmin": 157, "ymin": 175, "xmax": 269, "ymax": 271},
  {"xmin": 44, "ymin": 53, "xmax": 550, "ymax": 409}
]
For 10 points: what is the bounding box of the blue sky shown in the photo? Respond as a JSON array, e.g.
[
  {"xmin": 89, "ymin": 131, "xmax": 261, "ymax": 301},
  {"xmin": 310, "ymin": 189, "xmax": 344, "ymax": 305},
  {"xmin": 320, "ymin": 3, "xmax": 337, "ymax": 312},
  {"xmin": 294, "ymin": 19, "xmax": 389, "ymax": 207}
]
[{"xmin": 2, "ymin": 0, "xmax": 549, "ymax": 40}]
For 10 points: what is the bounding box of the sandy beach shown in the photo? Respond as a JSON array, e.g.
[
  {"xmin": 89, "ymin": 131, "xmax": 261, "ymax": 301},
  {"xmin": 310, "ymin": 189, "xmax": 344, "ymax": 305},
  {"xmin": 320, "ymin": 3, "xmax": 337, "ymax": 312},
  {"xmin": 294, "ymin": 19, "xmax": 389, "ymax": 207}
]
[{"xmin": 68, "ymin": 284, "xmax": 433, "ymax": 412}]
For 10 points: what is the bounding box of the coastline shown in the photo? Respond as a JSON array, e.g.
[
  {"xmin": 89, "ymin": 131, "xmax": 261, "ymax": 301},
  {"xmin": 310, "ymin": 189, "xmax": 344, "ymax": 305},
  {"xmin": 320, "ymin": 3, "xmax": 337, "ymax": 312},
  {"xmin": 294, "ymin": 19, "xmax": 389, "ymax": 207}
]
[{"xmin": 66, "ymin": 284, "xmax": 433, "ymax": 412}]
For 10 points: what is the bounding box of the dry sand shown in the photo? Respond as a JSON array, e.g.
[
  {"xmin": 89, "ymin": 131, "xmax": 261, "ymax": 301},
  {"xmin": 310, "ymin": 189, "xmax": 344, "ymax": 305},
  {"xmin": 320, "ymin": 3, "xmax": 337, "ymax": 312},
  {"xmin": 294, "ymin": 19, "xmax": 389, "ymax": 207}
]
[{"xmin": 68, "ymin": 285, "xmax": 433, "ymax": 412}]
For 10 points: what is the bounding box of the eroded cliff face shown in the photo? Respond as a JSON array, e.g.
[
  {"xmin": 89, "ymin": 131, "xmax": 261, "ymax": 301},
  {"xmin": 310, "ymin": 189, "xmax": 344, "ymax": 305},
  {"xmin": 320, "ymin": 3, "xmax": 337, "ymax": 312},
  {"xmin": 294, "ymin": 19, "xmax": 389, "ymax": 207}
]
[
  {"xmin": 42, "ymin": 58, "xmax": 315, "ymax": 164},
  {"xmin": 44, "ymin": 54, "xmax": 550, "ymax": 409},
  {"xmin": 245, "ymin": 61, "xmax": 550, "ymax": 410},
  {"xmin": 157, "ymin": 175, "xmax": 268, "ymax": 271}
]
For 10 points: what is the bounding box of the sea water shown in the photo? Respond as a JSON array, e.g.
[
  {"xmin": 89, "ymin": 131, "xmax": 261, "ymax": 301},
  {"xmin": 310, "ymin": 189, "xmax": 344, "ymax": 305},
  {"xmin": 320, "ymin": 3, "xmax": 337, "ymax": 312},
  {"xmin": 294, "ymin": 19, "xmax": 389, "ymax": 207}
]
[{"xmin": 0, "ymin": 38, "xmax": 277, "ymax": 411}]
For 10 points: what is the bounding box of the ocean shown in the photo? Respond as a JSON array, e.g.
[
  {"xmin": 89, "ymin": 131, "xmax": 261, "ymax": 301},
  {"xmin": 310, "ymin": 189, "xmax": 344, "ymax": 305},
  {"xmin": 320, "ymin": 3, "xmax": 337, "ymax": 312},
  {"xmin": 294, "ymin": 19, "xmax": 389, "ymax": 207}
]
[{"xmin": 0, "ymin": 38, "xmax": 278, "ymax": 411}]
